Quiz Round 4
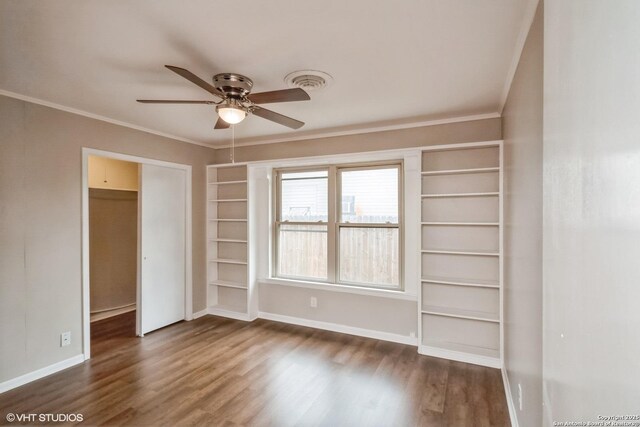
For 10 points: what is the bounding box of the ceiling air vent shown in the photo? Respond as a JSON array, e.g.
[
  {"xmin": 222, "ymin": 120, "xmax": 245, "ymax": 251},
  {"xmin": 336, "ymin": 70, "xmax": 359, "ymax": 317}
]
[{"xmin": 284, "ymin": 70, "xmax": 333, "ymax": 91}]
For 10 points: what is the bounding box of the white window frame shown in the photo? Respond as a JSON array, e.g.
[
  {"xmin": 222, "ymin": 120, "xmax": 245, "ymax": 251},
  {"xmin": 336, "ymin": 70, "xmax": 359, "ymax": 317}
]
[
  {"xmin": 248, "ymin": 147, "xmax": 422, "ymax": 301},
  {"xmin": 273, "ymin": 161, "xmax": 403, "ymax": 290}
]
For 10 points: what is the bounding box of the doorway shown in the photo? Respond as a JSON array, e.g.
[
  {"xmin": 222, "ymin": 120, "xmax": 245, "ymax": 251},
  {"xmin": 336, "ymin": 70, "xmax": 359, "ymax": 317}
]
[
  {"xmin": 88, "ymin": 156, "xmax": 139, "ymax": 348},
  {"xmin": 81, "ymin": 148, "xmax": 193, "ymax": 360}
]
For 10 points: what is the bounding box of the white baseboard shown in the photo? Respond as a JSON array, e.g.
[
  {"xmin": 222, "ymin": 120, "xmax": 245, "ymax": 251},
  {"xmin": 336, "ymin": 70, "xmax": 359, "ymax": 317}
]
[
  {"xmin": 0, "ymin": 354, "xmax": 85, "ymax": 394},
  {"xmin": 191, "ymin": 308, "xmax": 208, "ymax": 319},
  {"xmin": 418, "ymin": 344, "xmax": 501, "ymax": 369},
  {"xmin": 258, "ymin": 311, "xmax": 418, "ymax": 346},
  {"xmin": 501, "ymin": 366, "xmax": 519, "ymax": 427}
]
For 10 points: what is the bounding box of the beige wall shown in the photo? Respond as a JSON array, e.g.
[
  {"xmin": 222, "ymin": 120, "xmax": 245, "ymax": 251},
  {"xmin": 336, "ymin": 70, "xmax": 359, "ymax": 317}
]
[
  {"xmin": 502, "ymin": 1, "xmax": 543, "ymax": 425},
  {"xmin": 0, "ymin": 95, "xmax": 214, "ymax": 383},
  {"xmin": 89, "ymin": 189, "xmax": 137, "ymax": 313},
  {"xmin": 88, "ymin": 156, "xmax": 138, "ymax": 191},
  {"xmin": 214, "ymin": 117, "xmax": 502, "ymax": 164},
  {"xmin": 259, "ymin": 283, "xmax": 417, "ymax": 338},
  {"xmin": 543, "ymin": 0, "xmax": 640, "ymax": 422}
]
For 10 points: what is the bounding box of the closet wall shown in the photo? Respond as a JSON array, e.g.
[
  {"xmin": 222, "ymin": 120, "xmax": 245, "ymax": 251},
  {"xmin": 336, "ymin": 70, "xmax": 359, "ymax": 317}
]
[{"xmin": 88, "ymin": 157, "xmax": 139, "ymax": 318}]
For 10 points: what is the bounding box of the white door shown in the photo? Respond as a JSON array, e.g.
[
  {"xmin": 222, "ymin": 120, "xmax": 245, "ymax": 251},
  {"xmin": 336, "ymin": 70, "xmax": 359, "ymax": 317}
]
[{"xmin": 138, "ymin": 164, "xmax": 186, "ymax": 335}]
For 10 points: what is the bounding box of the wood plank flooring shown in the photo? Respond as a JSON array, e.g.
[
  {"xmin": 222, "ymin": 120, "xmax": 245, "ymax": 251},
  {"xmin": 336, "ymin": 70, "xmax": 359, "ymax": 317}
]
[{"xmin": 0, "ymin": 312, "xmax": 510, "ymax": 426}]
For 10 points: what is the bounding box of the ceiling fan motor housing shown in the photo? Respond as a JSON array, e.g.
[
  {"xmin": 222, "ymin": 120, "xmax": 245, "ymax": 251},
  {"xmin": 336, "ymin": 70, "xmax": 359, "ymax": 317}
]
[{"xmin": 213, "ymin": 73, "xmax": 253, "ymax": 98}]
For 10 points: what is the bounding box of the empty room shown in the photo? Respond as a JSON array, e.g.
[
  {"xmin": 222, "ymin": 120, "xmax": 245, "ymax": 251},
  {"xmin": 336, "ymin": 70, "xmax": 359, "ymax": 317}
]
[{"xmin": 1, "ymin": 1, "xmax": 639, "ymax": 426}]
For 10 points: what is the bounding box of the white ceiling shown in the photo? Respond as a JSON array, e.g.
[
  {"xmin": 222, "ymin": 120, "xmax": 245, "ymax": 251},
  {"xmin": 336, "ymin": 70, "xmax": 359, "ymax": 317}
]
[{"xmin": 0, "ymin": 0, "xmax": 533, "ymax": 147}]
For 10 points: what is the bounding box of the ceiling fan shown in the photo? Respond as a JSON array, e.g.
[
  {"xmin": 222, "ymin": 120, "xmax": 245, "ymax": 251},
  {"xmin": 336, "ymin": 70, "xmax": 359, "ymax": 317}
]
[{"xmin": 137, "ymin": 65, "xmax": 310, "ymax": 130}]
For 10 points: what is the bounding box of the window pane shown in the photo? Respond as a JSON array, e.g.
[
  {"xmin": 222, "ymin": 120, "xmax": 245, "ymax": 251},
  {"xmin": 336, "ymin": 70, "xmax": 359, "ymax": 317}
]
[
  {"xmin": 339, "ymin": 227, "xmax": 399, "ymax": 287},
  {"xmin": 278, "ymin": 224, "xmax": 327, "ymax": 280},
  {"xmin": 281, "ymin": 170, "xmax": 328, "ymax": 222},
  {"xmin": 340, "ymin": 168, "xmax": 398, "ymax": 223}
]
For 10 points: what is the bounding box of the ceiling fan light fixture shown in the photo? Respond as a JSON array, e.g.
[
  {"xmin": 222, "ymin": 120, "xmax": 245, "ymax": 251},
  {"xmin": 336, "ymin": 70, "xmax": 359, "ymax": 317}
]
[{"xmin": 216, "ymin": 99, "xmax": 246, "ymax": 124}]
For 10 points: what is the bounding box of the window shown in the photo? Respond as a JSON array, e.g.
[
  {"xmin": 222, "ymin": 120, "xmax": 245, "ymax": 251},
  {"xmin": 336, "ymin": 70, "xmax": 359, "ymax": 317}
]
[
  {"xmin": 276, "ymin": 170, "xmax": 328, "ymax": 280},
  {"xmin": 338, "ymin": 166, "xmax": 400, "ymax": 287},
  {"xmin": 274, "ymin": 162, "xmax": 402, "ymax": 289}
]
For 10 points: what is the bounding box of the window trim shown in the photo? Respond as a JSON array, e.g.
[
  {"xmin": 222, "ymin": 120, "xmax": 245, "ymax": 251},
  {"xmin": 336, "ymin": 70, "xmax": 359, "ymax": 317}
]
[{"xmin": 273, "ymin": 161, "xmax": 404, "ymax": 290}]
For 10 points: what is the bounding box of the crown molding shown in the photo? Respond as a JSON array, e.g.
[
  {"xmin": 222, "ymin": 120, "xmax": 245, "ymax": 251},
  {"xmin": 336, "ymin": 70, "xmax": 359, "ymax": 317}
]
[
  {"xmin": 215, "ymin": 112, "xmax": 502, "ymax": 149},
  {"xmin": 0, "ymin": 89, "xmax": 214, "ymax": 149},
  {"xmin": 498, "ymin": 0, "xmax": 541, "ymax": 114},
  {"xmin": 0, "ymin": 89, "xmax": 502, "ymax": 152}
]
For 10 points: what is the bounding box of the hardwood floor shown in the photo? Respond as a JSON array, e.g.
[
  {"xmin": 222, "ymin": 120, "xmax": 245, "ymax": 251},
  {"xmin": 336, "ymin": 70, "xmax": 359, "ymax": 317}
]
[{"xmin": 0, "ymin": 313, "xmax": 510, "ymax": 426}]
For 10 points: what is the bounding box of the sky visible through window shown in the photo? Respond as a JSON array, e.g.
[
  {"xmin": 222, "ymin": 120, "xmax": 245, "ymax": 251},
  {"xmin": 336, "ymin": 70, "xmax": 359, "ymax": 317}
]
[
  {"xmin": 340, "ymin": 168, "xmax": 398, "ymax": 223},
  {"xmin": 280, "ymin": 168, "xmax": 398, "ymax": 223}
]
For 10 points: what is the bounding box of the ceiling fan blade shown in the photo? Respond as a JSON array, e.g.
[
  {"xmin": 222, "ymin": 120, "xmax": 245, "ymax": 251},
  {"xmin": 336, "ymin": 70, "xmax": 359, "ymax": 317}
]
[
  {"xmin": 137, "ymin": 99, "xmax": 214, "ymax": 104},
  {"xmin": 165, "ymin": 65, "xmax": 225, "ymax": 98},
  {"xmin": 214, "ymin": 117, "xmax": 230, "ymax": 129},
  {"xmin": 247, "ymin": 88, "xmax": 310, "ymax": 104},
  {"xmin": 252, "ymin": 106, "xmax": 304, "ymax": 129}
]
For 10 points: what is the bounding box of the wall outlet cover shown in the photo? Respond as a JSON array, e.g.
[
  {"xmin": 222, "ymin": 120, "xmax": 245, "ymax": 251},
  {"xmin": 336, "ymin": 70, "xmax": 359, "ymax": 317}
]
[{"xmin": 61, "ymin": 331, "xmax": 71, "ymax": 347}]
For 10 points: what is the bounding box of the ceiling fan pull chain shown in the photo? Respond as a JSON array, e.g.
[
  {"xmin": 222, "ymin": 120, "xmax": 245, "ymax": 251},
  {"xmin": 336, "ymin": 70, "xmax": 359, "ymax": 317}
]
[{"xmin": 231, "ymin": 124, "xmax": 235, "ymax": 164}]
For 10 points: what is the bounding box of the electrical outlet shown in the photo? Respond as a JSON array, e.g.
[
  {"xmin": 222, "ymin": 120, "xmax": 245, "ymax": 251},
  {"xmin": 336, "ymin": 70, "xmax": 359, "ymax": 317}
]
[
  {"xmin": 61, "ymin": 331, "xmax": 71, "ymax": 347},
  {"xmin": 310, "ymin": 297, "xmax": 318, "ymax": 308},
  {"xmin": 518, "ymin": 383, "xmax": 523, "ymax": 411},
  {"xmin": 409, "ymin": 331, "xmax": 416, "ymax": 338}
]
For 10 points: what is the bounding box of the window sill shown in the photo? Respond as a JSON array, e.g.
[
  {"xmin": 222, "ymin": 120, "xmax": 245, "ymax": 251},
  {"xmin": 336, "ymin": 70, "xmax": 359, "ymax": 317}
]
[{"xmin": 260, "ymin": 278, "xmax": 418, "ymax": 301}]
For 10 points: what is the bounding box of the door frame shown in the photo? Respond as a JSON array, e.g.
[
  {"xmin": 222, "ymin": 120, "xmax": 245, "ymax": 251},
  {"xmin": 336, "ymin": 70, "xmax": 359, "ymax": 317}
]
[{"xmin": 81, "ymin": 147, "xmax": 193, "ymax": 360}]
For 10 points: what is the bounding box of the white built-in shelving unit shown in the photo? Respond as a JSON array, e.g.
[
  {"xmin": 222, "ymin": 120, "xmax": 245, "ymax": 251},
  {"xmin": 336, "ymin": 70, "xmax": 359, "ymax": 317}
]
[
  {"xmin": 205, "ymin": 144, "xmax": 502, "ymax": 367},
  {"xmin": 206, "ymin": 163, "xmax": 257, "ymax": 321},
  {"xmin": 418, "ymin": 143, "xmax": 503, "ymax": 368}
]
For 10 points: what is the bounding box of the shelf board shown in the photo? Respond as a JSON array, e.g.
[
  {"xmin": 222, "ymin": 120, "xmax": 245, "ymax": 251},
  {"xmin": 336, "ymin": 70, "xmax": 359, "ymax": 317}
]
[
  {"xmin": 210, "ymin": 303, "xmax": 247, "ymax": 312},
  {"xmin": 208, "ymin": 180, "xmax": 247, "ymax": 185},
  {"xmin": 421, "ymin": 305, "xmax": 500, "ymax": 323},
  {"xmin": 421, "ymin": 275, "xmax": 499, "ymax": 289},
  {"xmin": 208, "ymin": 199, "xmax": 247, "ymax": 202},
  {"xmin": 209, "ymin": 304, "xmax": 250, "ymax": 321},
  {"xmin": 209, "ymin": 258, "xmax": 247, "ymax": 265},
  {"xmin": 421, "ymin": 341, "xmax": 500, "ymax": 360},
  {"xmin": 421, "ymin": 249, "xmax": 499, "ymax": 257},
  {"xmin": 208, "ymin": 280, "xmax": 247, "ymax": 289},
  {"xmin": 208, "ymin": 238, "xmax": 247, "ymax": 243},
  {"xmin": 421, "ymin": 222, "xmax": 499, "ymax": 226},
  {"xmin": 208, "ymin": 218, "xmax": 247, "ymax": 222},
  {"xmin": 421, "ymin": 167, "xmax": 499, "ymax": 176},
  {"xmin": 421, "ymin": 192, "xmax": 499, "ymax": 198}
]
